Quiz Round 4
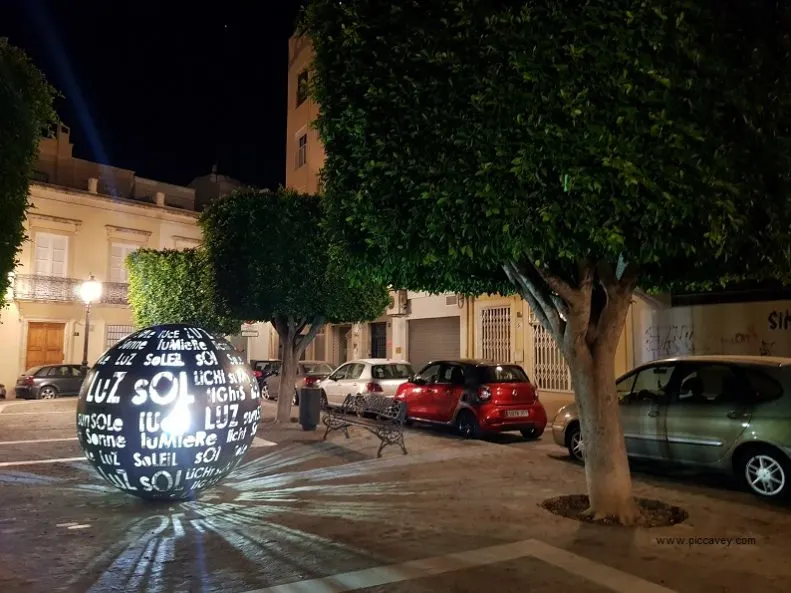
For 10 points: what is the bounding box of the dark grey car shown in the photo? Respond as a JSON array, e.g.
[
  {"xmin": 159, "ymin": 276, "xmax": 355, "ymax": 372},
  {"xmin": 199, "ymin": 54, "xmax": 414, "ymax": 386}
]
[{"xmin": 14, "ymin": 364, "xmax": 86, "ymax": 399}]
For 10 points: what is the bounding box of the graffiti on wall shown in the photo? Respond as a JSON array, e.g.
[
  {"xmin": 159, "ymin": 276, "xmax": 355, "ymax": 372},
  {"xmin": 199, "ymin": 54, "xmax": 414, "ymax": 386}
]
[
  {"xmin": 768, "ymin": 310, "xmax": 791, "ymax": 331},
  {"xmin": 643, "ymin": 325, "xmax": 695, "ymax": 358}
]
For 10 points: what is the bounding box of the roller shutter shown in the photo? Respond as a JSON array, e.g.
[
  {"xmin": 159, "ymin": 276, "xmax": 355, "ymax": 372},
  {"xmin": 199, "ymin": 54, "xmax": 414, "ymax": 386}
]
[{"xmin": 408, "ymin": 317, "xmax": 460, "ymax": 371}]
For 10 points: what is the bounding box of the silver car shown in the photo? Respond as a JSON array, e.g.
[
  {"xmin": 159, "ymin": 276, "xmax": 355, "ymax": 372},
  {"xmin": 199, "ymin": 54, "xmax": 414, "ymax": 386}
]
[
  {"xmin": 551, "ymin": 355, "xmax": 791, "ymax": 500},
  {"xmin": 318, "ymin": 359, "xmax": 414, "ymax": 408}
]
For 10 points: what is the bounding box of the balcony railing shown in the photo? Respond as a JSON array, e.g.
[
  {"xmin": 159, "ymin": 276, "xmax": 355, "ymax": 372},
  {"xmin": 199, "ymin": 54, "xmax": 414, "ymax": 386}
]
[{"xmin": 13, "ymin": 274, "xmax": 129, "ymax": 305}]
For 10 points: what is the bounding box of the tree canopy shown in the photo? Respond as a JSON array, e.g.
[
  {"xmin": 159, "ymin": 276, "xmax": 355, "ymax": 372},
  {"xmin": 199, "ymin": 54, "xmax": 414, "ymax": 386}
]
[
  {"xmin": 200, "ymin": 187, "xmax": 390, "ymax": 421},
  {"xmin": 126, "ymin": 248, "xmax": 242, "ymax": 336},
  {"xmin": 305, "ymin": 0, "xmax": 791, "ymax": 296},
  {"xmin": 0, "ymin": 38, "xmax": 58, "ymax": 306}
]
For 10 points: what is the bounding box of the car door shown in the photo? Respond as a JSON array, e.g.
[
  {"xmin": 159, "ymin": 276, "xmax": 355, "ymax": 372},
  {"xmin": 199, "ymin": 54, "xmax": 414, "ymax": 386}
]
[
  {"xmin": 407, "ymin": 363, "xmax": 442, "ymax": 419},
  {"xmin": 338, "ymin": 363, "xmax": 365, "ymax": 399},
  {"xmin": 618, "ymin": 364, "xmax": 673, "ymax": 460},
  {"xmin": 663, "ymin": 362, "xmax": 752, "ymax": 467},
  {"xmin": 265, "ymin": 361, "xmax": 283, "ymax": 397},
  {"xmin": 424, "ymin": 364, "xmax": 465, "ymax": 422},
  {"xmin": 65, "ymin": 365, "xmax": 85, "ymax": 395},
  {"xmin": 324, "ymin": 364, "xmax": 351, "ymax": 405}
]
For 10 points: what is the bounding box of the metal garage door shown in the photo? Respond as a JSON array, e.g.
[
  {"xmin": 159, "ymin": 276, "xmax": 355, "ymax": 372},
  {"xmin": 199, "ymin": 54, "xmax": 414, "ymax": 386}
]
[{"xmin": 408, "ymin": 317, "xmax": 461, "ymax": 371}]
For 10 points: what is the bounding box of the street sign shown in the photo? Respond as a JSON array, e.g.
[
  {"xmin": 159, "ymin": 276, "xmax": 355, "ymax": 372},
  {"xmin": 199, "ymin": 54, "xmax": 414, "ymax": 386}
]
[{"xmin": 241, "ymin": 330, "xmax": 259, "ymax": 337}]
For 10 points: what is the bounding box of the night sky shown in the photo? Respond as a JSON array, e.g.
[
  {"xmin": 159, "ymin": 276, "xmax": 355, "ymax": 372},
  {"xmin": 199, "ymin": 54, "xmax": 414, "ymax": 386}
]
[{"xmin": 0, "ymin": 0, "xmax": 303, "ymax": 189}]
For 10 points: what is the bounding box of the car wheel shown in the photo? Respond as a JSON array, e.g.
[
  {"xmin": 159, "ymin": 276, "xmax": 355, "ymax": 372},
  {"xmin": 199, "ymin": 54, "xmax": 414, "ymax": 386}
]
[
  {"xmin": 456, "ymin": 410, "xmax": 481, "ymax": 439},
  {"xmin": 520, "ymin": 426, "xmax": 544, "ymax": 441},
  {"xmin": 566, "ymin": 423, "xmax": 584, "ymax": 461},
  {"xmin": 739, "ymin": 447, "xmax": 791, "ymax": 500},
  {"xmin": 39, "ymin": 386, "xmax": 58, "ymax": 400}
]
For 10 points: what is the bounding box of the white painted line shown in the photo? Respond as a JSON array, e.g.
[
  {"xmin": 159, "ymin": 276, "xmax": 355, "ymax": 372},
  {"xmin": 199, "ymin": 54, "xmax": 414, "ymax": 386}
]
[
  {"xmin": 67, "ymin": 524, "xmax": 91, "ymax": 530},
  {"xmin": 242, "ymin": 539, "xmax": 678, "ymax": 593},
  {"xmin": 527, "ymin": 539, "xmax": 677, "ymax": 593},
  {"xmin": 0, "ymin": 456, "xmax": 85, "ymax": 468},
  {"xmin": 0, "ymin": 411, "xmax": 73, "ymax": 416},
  {"xmin": 252, "ymin": 437, "xmax": 277, "ymax": 448},
  {"xmin": 56, "ymin": 522, "xmax": 78, "ymax": 527},
  {"xmin": 0, "ymin": 437, "xmax": 77, "ymax": 445}
]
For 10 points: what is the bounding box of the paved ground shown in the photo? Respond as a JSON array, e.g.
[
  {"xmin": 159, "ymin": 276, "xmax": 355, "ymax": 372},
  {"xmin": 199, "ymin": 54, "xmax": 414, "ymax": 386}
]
[{"xmin": 0, "ymin": 397, "xmax": 790, "ymax": 592}]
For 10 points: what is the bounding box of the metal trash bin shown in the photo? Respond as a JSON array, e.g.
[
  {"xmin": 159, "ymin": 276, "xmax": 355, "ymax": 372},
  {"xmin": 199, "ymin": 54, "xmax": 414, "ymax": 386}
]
[{"xmin": 298, "ymin": 387, "xmax": 322, "ymax": 431}]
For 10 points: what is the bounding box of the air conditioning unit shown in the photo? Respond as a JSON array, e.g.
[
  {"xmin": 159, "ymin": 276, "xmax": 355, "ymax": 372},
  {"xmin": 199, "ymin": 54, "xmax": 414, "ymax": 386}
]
[{"xmin": 385, "ymin": 289, "xmax": 409, "ymax": 316}]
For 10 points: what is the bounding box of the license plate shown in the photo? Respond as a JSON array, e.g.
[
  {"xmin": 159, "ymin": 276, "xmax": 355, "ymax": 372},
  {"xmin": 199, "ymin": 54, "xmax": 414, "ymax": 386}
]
[{"xmin": 506, "ymin": 409, "xmax": 530, "ymax": 418}]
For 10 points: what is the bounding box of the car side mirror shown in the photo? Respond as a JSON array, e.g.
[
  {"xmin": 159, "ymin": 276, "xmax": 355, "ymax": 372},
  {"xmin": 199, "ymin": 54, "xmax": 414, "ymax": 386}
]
[{"xmin": 413, "ymin": 376, "xmax": 426, "ymax": 386}]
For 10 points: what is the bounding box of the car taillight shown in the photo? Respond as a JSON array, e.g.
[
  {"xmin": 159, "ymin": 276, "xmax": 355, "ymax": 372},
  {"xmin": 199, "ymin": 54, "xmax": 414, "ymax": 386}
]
[
  {"xmin": 478, "ymin": 385, "xmax": 492, "ymax": 401},
  {"xmin": 253, "ymin": 370, "xmax": 262, "ymax": 378},
  {"xmin": 304, "ymin": 376, "xmax": 320, "ymax": 386},
  {"xmin": 366, "ymin": 382, "xmax": 383, "ymax": 393},
  {"xmin": 25, "ymin": 376, "xmax": 34, "ymax": 385}
]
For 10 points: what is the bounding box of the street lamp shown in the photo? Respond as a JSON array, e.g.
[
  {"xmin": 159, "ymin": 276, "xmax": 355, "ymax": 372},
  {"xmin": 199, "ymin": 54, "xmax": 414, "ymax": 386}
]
[{"xmin": 78, "ymin": 274, "xmax": 102, "ymax": 372}]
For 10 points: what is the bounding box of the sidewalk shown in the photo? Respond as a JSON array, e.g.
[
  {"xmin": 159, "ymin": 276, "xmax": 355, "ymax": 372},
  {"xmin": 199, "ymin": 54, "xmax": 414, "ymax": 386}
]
[{"xmin": 257, "ymin": 404, "xmax": 791, "ymax": 593}]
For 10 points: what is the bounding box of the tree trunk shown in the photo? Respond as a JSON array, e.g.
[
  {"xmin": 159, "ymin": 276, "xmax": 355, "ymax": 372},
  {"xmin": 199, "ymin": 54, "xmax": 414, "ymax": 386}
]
[
  {"xmin": 273, "ymin": 314, "xmax": 325, "ymax": 424},
  {"xmin": 567, "ymin": 338, "xmax": 640, "ymax": 524},
  {"xmin": 276, "ymin": 338, "xmax": 298, "ymax": 423}
]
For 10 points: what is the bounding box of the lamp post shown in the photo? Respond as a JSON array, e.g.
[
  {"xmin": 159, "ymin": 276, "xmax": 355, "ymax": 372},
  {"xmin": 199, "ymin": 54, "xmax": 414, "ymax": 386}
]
[{"xmin": 78, "ymin": 274, "xmax": 103, "ymax": 372}]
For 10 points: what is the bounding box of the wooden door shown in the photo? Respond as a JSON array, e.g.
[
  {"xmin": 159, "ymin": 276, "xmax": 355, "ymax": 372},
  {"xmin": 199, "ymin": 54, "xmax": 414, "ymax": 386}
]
[{"xmin": 25, "ymin": 322, "xmax": 65, "ymax": 370}]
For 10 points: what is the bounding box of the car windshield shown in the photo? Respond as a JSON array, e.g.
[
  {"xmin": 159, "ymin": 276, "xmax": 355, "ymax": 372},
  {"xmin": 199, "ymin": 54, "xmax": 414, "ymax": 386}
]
[
  {"xmin": 371, "ymin": 364, "xmax": 413, "ymax": 380},
  {"xmin": 300, "ymin": 363, "xmax": 333, "ymax": 374},
  {"xmin": 253, "ymin": 361, "xmax": 281, "ymax": 372},
  {"xmin": 477, "ymin": 365, "xmax": 530, "ymax": 383}
]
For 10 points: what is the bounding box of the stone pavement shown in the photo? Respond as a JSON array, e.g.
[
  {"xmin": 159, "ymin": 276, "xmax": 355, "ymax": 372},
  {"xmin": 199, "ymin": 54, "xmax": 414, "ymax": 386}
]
[{"xmin": 0, "ymin": 398, "xmax": 789, "ymax": 592}]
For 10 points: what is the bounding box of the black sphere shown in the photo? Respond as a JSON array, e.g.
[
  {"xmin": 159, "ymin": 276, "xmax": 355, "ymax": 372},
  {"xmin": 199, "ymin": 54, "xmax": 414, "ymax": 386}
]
[{"xmin": 76, "ymin": 324, "xmax": 261, "ymax": 501}]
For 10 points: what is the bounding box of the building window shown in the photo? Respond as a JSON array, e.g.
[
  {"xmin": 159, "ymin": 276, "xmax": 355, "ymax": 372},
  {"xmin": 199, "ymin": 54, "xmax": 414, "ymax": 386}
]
[
  {"xmin": 30, "ymin": 170, "xmax": 50, "ymax": 183},
  {"xmin": 110, "ymin": 243, "xmax": 138, "ymax": 283},
  {"xmin": 296, "ymin": 70, "xmax": 309, "ymax": 106},
  {"xmin": 296, "ymin": 133, "xmax": 308, "ymax": 168},
  {"xmin": 106, "ymin": 325, "xmax": 136, "ymax": 349},
  {"xmin": 34, "ymin": 232, "xmax": 68, "ymax": 278}
]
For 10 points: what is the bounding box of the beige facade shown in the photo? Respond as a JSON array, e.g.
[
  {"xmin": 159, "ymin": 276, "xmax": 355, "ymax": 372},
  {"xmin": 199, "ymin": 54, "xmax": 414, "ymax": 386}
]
[{"xmin": 0, "ymin": 127, "xmax": 203, "ymax": 396}]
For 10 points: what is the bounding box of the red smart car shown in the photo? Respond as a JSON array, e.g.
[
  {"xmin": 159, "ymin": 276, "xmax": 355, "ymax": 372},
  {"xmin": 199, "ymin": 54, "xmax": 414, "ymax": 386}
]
[{"xmin": 394, "ymin": 360, "xmax": 547, "ymax": 439}]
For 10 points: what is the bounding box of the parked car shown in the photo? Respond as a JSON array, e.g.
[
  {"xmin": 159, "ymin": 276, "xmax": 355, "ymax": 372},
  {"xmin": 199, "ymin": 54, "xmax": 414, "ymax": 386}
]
[
  {"xmin": 318, "ymin": 359, "xmax": 414, "ymax": 408},
  {"xmin": 394, "ymin": 360, "xmax": 547, "ymax": 440},
  {"xmin": 551, "ymin": 355, "xmax": 791, "ymax": 500},
  {"xmin": 250, "ymin": 359, "xmax": 281, "ymax": 396},
  {"xmin": 15, "ymin": 364, "xmax": 86, "ymax": 399},
  {"xmin": 291, "ymin": 362, "xmax": 336, "ymax": 405}
]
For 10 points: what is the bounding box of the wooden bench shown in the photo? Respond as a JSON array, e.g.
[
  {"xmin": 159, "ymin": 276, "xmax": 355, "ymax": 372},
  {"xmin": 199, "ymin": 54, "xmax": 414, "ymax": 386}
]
[{"xmin": 322, "ymin": 394, "xmax": 408, "ymax": 458}]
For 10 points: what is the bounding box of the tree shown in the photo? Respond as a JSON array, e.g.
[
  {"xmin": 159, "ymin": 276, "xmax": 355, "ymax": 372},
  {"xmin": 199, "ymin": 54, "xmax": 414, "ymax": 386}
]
[
  {"xmin": 126, "ymin": 248, "xmax": 242, "ymax": 337},
  {"xmin": 304, "ymin": 0, "xmax": 791, "ymax": 522},
  {"xmin": 0, "ymin": 38, "xmax": 58, "ymax": 308},
  {"xmin": 200, "ymin": 188, "xmax": 390, "ymax": 423}
]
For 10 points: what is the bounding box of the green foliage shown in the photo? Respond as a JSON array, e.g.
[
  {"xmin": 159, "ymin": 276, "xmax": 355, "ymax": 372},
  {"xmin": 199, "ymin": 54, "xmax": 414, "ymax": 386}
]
[
  {"xmin": 199, "ymin": 187, "xmax": 390, "ymax": 325},
  {"xmin": 304, "ymin": 0, "xmax": 791, "ymax": 294},
  {"xmin": 126, "ymin": 248, "xmax": 242, "ymax": 336},
  {"xmin": 0, "ymin": 38, "xmax": 58, "ymax": 305}
]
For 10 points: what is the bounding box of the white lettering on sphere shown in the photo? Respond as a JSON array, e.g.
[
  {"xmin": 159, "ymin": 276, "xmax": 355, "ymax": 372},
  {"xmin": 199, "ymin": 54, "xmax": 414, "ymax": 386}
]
[{"xmin": 76, "ymin": 323, "xmax": 261, "ymax": 501}]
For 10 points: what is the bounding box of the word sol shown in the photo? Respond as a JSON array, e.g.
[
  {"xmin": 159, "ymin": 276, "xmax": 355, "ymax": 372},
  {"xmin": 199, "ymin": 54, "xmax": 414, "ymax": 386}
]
[{"xmin": 132, "ymin": 371, "xmax": 195, "ymax": 407}]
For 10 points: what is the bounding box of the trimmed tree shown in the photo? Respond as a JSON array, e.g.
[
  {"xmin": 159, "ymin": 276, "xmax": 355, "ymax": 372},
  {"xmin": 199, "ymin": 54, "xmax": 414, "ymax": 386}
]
[
  {"xmin": 126, "ymin": 248, "xmax": 242, "ymax": 336},
  {"xmin": 0, "ymin": 38, "xmax": 58, "ymax": 307},
  {"xmin": 200, "ymin": 188, "xmax": 390, "ymax": 423},
  {"xmin": 305, "ymin": 0, "xmax": 791, "ymax": 522}
]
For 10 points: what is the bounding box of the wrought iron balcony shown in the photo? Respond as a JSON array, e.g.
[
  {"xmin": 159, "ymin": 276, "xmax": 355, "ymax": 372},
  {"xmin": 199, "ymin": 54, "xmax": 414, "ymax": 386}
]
[{"xmin": 12, "ymin": 274, "xmax": 129, "ymax": 305}]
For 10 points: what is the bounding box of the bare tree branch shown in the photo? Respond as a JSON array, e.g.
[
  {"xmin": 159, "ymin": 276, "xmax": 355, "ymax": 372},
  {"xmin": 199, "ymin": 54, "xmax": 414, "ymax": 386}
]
[{"xmin": 503, "ymin": 260, "xmax": 564, "ymax": 339}]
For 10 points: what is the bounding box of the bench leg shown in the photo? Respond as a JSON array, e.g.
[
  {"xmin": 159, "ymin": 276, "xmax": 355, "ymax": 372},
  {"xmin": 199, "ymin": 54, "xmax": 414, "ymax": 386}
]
[
  {"xmin": 376, "ymin": 439, "xmax": 386, "ymax": 458},
  {"xmin": 343, "ymin": 425, "xmax": 350, "ymax": 439},
  {"xmin": 399, "ymin": 432, "xmax": 408, "ymax": 455},
  {"xmin": 323, "ymin": 420, "xmax": 331, "ymax": 441}
]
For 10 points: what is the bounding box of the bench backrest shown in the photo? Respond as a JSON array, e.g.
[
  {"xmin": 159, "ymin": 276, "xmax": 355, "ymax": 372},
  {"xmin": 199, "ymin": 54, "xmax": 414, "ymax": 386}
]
[{"xmin": 341, "ymin": 394, "xmax": 406, "ymax": 423}]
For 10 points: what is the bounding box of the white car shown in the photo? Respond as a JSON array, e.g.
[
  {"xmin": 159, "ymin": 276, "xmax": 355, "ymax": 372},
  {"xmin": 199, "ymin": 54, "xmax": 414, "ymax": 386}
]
[{"xmin": 319, "ymin": 358, "xmax": 414, "ymax": 408}]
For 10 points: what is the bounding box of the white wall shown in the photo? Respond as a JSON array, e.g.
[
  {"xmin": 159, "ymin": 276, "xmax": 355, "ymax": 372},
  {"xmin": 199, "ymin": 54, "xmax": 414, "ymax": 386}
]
[{"xmin": 632, "ymin": 297, "xmax": 791, "ymax": 366}]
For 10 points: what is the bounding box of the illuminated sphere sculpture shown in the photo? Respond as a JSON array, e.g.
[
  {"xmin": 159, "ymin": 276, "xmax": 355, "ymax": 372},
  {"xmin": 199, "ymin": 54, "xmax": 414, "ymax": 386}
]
[{"xmin": 76, "ymin": 324, "xmax": 261, "ymax": 501}]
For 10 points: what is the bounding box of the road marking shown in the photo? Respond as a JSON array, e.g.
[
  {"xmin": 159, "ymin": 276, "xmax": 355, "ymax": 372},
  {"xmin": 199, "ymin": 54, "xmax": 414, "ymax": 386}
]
[
  {"xmin": 0, "ymin": 411, "xmax": 73, "ymax": 417},
  {"xmin": 242, "ymin": 539, "xmax": 678, "ymax": 593},
  {"xmin": 0, "ymin": 456, "xmax": 85, "ymax": 468},
  {"xmin": 56, "ymin": 522, "xmax": 91, "ymax": 530},
  {"xmin": 0, "ymin": 437, "xmax": 78, "ymax": 445},
  {"xmin": 252, "ymin": 437, "xmax": 277, "ymax": 448}
]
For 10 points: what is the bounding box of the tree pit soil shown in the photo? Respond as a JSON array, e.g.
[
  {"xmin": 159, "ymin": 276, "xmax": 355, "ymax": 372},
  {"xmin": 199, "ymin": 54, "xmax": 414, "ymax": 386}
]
[{"xmin": 541, "ymin": 494, "xmax": 688, "ymax": 528}]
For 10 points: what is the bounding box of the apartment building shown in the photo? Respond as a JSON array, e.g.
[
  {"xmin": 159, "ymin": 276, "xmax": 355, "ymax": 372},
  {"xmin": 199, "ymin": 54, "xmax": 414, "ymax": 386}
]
[
  {"xmin": 285, "ymin": 35, "xmax": 465, "ymax": 368},
  {"xmin": 0, "ymin": 125, "xmax": 272, "ymax": 395}
]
